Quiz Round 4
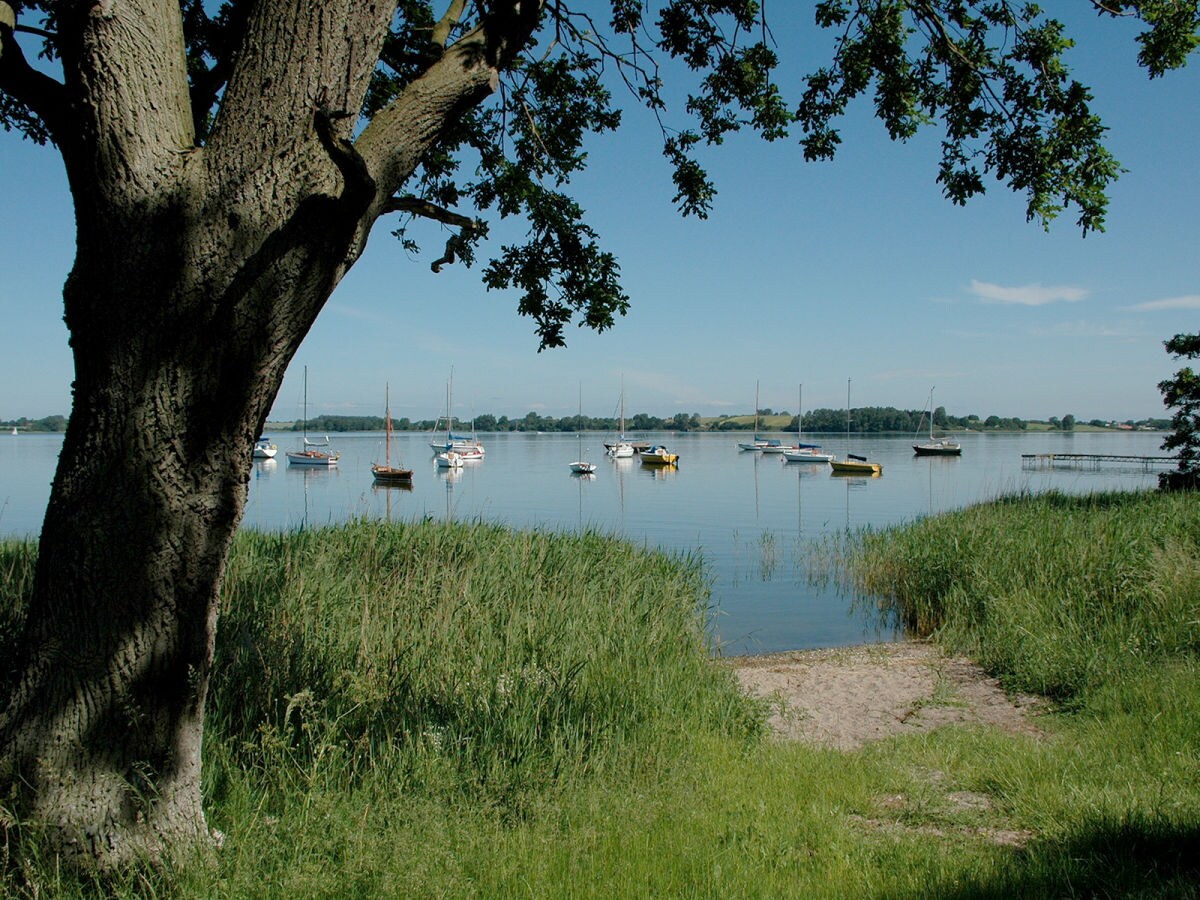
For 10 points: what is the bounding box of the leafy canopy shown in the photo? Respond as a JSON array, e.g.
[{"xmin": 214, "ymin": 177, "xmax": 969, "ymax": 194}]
[
  {"xmin": 2, "ymin": 1, "xmax": 1197, "ymax": 348},
  {"xmin": 1160, "ymin": 333, "xmax": 1200, "ymax": 482}
]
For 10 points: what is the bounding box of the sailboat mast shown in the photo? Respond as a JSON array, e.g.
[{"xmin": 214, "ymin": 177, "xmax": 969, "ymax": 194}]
[
  {"xmin": 385, "ymin": 382, "xmax": 392, "ymax": 467},
  {"xmin": 754, "ymin": 379, "xmax": 760, "ymax": 437},
  {"xmin": 620, "ymin": 375, "xmax": 626, "ymax": 436},
  {"xmin": 302, "ymin": 366, "xmax": 308, "ymax": 443},
  {"xmin": 846, "ymin": 377, "xmax": 851, "ymax": 443}
]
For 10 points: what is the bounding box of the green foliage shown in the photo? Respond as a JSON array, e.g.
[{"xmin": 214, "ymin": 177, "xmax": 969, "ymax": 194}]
[
  {"xmin": 800, "ymin": 1, "xmax": 1125, "ymax": 231},
  {"xmin": 207, "ymin": 520, "xmax": 758, "ymax": 810},
  {"xmin": 0, "ymin": 415, "xmax": 67, "ymax": 432},
  {"xmin": 7, "ymin": 3, "xmax": 1195, "ymax": 348},
  {"xmin": 1159, "ymin": 332, "xmax": 1200, "ymax": 486},
  {"xmin": 1097, "ymin": 0, "xmax": 1200, "ymax": 76},
  {"xmin": 835, "ymin": 490, "xmax": 1200, "ymax": 701},
  {"xmin": 291, "ymin": 415, "xmax": 384, "ymax": 433},
  {"xmin": 7, "ymin": 515, "xmax": 1200, "ymax": 896}
]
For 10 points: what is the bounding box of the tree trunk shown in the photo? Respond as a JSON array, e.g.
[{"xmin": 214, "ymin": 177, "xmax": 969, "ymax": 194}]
[
  {"xmin": 0, "ymin": 0, "xmax": 531, "ymax": 868},
  {"xmin": 0, "ymin": 259, "xmax": 294, "ymax": 864}
]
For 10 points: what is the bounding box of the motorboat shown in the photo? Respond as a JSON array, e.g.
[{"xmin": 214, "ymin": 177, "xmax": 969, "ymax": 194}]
[
  {"xmin": 252, "ymin": 436, "xmax": 277, "ymax": 459},
  {"xmin": 639, "ymin": 445, "xmax": 679, "ymax": 466}
]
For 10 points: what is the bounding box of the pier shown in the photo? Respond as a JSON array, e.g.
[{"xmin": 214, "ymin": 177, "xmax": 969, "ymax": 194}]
[{"xmin": 1021, "ymin": 453, "xmax": 1178, "ymax": 473}]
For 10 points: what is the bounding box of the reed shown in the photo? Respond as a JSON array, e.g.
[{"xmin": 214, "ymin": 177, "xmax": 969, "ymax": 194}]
[
  {"xmin": 205, "ymin": 519, "xmax": 761, "ymax": 810},
  {"xmin": 5, "ymin": 508, "xmax": 1199, "ymax": 897},
  {"xmin": 833, "ymin": 489, "xmax": 1200, "ymax": 700}
]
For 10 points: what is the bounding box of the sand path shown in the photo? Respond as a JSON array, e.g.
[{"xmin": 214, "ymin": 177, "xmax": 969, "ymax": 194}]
[{"xmin": 729, "ymin": 641, "xmax": 1044, "ymax": 750}]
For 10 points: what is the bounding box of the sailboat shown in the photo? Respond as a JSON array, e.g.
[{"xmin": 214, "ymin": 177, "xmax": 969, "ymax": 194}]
[
  {"xmin": 782, "ymin": 384, "xmax": 834, "ymax": 463},
  {"xmin": 913, "ymin": 386, "xmax": 962, "ymax": 456},
  {"xmin": 286, "ymin": 367, "xmax": 340, "ymax": 467},
  {"xmin": 372, "ymin": 383, "xmax": 413, "ymax": 485},
  {"xmin": 429, "ymin": 369, "xmax": 484, "ymax": 458},
  {"xmin": 829, "ymin": 377, "xmax": 882, "ymax": 476},
  {"xmin": 738, "ymin": 380, "xmax": 780, "ymax": 451},
  {"xmin": 605, "ymin": 377, "xmax": 636, "ymax": 458},
  {"xmin": 569, "ymin": 384, "xmax": 597, "ymax": 475}
]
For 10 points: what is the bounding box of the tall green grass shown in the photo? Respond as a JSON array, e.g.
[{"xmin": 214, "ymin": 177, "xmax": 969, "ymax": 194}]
[
  {"xmin": 835, "ymin": 490, "xmax": 1200, "ymax": 701},
  {"xmin": 208, "ymin": 519, "xmax": 760, "ymax": 814},
  {"xmin": 6, "ymin": 505, "xmax": 1200, "ymax": 897}
]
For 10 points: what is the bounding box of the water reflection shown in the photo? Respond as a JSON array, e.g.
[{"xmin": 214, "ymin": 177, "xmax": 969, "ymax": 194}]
[{"xmin": 1, "ymin": 430, "xmax": 1171, "ymax": 654}]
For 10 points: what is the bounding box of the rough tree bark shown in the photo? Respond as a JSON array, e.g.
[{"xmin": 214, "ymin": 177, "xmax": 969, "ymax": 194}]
[{"xmin": 0, "ymin": 0, "xmax": 537, "ymax": 867}]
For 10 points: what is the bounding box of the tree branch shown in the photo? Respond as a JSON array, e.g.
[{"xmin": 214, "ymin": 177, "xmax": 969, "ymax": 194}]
[
  {"xmin": 315, "ymin": 105, "xmax": 377, "ymax": 217},
  {"xmin": 432, "ymin": 0, "xmax": 467, "ymax": 49},
  {"xmin": 0, "ymin": 4, "xmax": 70, "ymax": 143},
  {"xmin": 384, "ymin": 195, "xmax": 485, "ymax": 273},
  {"xmin": 206, "ymin": 1, "xmax": 395, "ymax": 184},
  {"xmin": 356, "ymin": 4, "xmax": 545, "ymax": 203},
  {"xmin": 384, "ymin": 195, "xmax": 474, "ymax": 226}
]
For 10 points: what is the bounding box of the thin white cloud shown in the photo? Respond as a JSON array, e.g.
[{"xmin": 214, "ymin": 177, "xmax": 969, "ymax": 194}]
[
  {"xmin": 325, "ymin": 302, "xmax": 389, "ymax": 324},
  {"xmin": 1027, "ymin": 320, "xmax": 1138, "ymax": 339},
  {"xmin": 876, "ymin": 367, "xmax": 970, "ymax": 382},
  {"xmin": 970, "ymin": 280, "xmax": 1088, "ymax": 306},
  {"xmin": 1123, "ymin": 294, "xmax": 1200, "ymax": 312}
]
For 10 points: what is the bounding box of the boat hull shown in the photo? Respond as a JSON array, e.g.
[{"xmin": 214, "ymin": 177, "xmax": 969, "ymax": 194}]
[
  {"xmin": 830, "ymin": 459, "xmax": 882, "ymax": 475},
  {"xmin": 372, "ymin": 465, "xmax": 413, "ymax": 484},
  {"xmin": 639, "ymin": 449, "xmax": 679, "ymax": 466},
  {"xmin": 913, "ymin": 442, "xmax": 962, "ymax": 456},
  {"xmin": 782, "ymin": 449, "xmax": 834, "ymax": 463},
  {"xmin": 286, "ymin": 450, "xmax": 339, "ymax": 467}
]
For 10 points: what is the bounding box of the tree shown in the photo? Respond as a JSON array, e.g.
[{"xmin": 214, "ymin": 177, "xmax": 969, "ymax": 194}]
[
  {"xmin": 1159, "ymin": 332, "xmax": 1200, "ymax": 489},
  {"xmin": 1062, "ymin": 414, "xmax": 1076, "ymax": 431},
  {"xmin": 1, "ymin": 0, "xmax": 1196, "ymax": 869}
]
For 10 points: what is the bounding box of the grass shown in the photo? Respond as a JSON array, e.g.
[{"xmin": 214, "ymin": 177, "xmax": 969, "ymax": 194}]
[
  {"xmin": 834, "ymin": 490, "xmax": 1200, "ymax": 702},
  {"xmin": 4, "ymin": 496, "xmax": 1200, "ymax": 896}
]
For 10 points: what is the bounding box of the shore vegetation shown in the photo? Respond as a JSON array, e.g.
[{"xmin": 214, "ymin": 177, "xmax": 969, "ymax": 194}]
[{"xmin": 3, "ymin": 493, "xmax": 1198, "ymax": 895}]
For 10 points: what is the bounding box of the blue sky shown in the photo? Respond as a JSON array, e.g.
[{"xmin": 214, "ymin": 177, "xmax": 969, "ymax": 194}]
[{"xmin": 1, "ymin": 8, "xmax": 1197, "ymax": 425}]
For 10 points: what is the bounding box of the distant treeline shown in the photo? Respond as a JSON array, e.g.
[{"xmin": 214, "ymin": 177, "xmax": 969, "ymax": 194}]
[
  {"xmin": 2, "ymin": 415, "xmax": 68, "ymax": 433},
  {"xmin": 4, "ymin": 410, "xmax": 1169, "ymax": 435},
  {"xmin": 292, "ymin": 412, "xmax": 706, "ymax": 433},
  {"xmin": 286, "ymin": 409, "xmax": 1169, "ymax": 434}
]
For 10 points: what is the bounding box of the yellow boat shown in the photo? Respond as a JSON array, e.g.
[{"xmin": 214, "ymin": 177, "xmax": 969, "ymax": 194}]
[
  {"xmin": 830, "ymin": 458, "xmax": 882, "ymax": 476},
  {"xmin": 829, "ymin": 378, "xmax": 881, "ymax": 476},
  {"xmin": 639, "ymin": 446, "xmax": 679, "ymax": 466}
]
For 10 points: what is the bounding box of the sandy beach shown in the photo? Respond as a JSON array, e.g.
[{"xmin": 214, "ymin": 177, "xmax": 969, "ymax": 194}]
[{"xmin": 729, "ymin": 640, "xmax": 1045, "ymax": 750}]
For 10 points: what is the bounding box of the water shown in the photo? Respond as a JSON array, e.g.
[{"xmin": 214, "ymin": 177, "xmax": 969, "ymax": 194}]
[{"xmin": 1, "ymin": 429, "xmax": 1171, "ymax": 653}]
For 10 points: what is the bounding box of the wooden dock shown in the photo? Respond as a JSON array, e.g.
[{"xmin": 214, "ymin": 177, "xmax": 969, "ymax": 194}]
[{"xmin": 1021, "ymin": 453, "xmax": 1178, "ymax": 472}]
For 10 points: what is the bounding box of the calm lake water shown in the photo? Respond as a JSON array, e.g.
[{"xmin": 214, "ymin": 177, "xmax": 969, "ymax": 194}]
[{"xmin": 0, "ymin": 429, "xmax": 1171, "ymax": 654}]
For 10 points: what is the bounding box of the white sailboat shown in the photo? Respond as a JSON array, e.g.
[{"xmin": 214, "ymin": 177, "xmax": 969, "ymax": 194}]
[
  {"xmin": 782, "ymin": 384, "xmax": 834, "ymax": 463},
  {"xmin": 286, "ymin": 367, "xmax": 340, "ymax": 467},
  {"xmin": 569, "ymin": 383, "xmax": 597, "ymax": 475},
  {"xmin": 605, "ymin": 376, "xmax": 635, "ymax": 458},
  {"xmin": 429, "ymin": 369, "xmax": 485, "ymax": 457},
  {"xmin": 738, "ymin": 380, "xmax": 779, "ymax": 451}
]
